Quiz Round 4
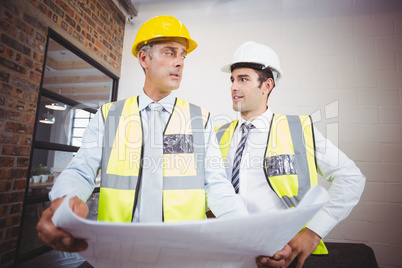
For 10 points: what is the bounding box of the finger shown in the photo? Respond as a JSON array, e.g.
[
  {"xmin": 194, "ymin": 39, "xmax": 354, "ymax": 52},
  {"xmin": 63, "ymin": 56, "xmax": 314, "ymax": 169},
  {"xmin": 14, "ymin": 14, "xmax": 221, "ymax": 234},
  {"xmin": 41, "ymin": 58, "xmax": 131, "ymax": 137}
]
[
  {"xmin": 273, "ymin": 244, "xmax": 292, "ymax": 260},
  {"xmin": 296, "ymin": 254, "xmax": 308, "ymax": 268},
  {"xmin": 256, "ymin": 256, "xmax": 286, "ymax": 267},
  {"xmin": 265, "ymin": 259, "xmax": 286, "ymax": 267},
  {"xmin": 70, "ymin": 197, "xmax": 89, "ymax": 218},
  {"xmin": 36, "ymin": 198, "xmax": 65, "ymax": 242},
  {"xmin": 284, "ymin": 252, "xmax": 298, "ymax": 267},
  {"xmin": 37, "ymin": 212, "xmax": 88, "ymax": 252},
  {"xmin": 65, "ymin": 238, "xmax": 88, "ymax": 252},
  {"xmin": 256, "ymin": 256, "xmax": 269, "ymax": 265},
  {"xmin": 37, "ymin": 207, "xmax": 72, "ymax": 250}
]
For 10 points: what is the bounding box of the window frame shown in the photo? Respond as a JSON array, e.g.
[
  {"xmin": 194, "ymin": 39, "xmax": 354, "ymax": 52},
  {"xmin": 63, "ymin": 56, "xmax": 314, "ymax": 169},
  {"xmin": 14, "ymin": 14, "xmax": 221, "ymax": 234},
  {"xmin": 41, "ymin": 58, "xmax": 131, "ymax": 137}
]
[{"xmin": 16, "ymin": 28, "xmax": 118, "ymax": 265}]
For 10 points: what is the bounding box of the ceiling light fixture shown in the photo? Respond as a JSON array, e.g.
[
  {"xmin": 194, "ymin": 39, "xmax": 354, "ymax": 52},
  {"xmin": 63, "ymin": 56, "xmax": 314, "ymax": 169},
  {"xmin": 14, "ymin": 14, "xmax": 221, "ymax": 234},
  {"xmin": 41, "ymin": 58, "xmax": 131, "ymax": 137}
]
[
  {"xmin": 39, "ymin": 111, "xmax": 55, "ymax": 124},
  {"xmin": 45, "ymin": 102, "xmax": 67, "ymax": 111}
]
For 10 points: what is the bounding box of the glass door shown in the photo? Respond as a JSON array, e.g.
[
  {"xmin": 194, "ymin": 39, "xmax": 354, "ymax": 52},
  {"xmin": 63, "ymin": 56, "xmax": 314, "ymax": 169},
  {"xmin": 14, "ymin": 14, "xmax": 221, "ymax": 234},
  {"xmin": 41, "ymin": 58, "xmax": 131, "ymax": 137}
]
[{"xmin": 17, "ymin": 29, "xmax": 118, "ymax": 264}]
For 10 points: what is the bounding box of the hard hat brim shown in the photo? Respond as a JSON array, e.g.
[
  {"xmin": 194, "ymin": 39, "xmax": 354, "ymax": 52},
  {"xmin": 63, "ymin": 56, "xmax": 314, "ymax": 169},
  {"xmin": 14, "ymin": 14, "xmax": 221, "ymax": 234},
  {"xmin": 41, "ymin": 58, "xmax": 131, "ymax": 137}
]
[
  {"xmin": 132, "ymin": 37, "xmax": 197, "ymax": 58},
  {"xmin": 221, "ymin": 63, "xmax": 232, "ymax": 73}
]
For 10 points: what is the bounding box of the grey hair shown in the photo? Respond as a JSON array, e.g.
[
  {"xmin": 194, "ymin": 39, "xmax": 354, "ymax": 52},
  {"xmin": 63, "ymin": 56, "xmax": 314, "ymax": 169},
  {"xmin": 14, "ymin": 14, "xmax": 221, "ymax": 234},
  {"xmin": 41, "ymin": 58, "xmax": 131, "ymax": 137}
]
[
  {"xmin": 137, "ymin": 43, "xmax": 155, "ymax": 73},
  {"xmin": 137, "ymin": 43, "xmax": 154, "ymax": 59}
]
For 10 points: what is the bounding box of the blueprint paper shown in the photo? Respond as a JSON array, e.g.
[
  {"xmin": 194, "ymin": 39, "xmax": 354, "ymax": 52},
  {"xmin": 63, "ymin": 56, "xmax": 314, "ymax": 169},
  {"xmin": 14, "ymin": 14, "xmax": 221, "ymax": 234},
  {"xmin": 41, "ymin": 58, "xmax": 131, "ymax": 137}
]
[{"xmin": 53, "ymin": 185, "xmax": 329, "ymax": 268}]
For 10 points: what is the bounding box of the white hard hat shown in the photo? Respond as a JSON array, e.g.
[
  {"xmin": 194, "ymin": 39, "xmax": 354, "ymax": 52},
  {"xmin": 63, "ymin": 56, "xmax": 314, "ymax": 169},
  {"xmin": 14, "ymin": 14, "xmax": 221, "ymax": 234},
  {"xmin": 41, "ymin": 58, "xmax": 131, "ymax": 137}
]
[{"xmin": 221, "ymin": 41, "xmax": 283, "ymax": 85}]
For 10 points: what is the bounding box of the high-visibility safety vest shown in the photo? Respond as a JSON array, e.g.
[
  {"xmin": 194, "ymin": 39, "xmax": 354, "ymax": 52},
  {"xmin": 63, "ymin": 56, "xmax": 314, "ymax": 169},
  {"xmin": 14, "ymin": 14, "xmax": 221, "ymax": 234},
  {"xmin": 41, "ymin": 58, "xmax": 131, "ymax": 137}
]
[
  {"xmin": 215, "ymin": 114, "xmax": 328, "ymax": 255},
  {"xmin": 97, "ymin": 96, "xmax": 210, "ymax": 223}
]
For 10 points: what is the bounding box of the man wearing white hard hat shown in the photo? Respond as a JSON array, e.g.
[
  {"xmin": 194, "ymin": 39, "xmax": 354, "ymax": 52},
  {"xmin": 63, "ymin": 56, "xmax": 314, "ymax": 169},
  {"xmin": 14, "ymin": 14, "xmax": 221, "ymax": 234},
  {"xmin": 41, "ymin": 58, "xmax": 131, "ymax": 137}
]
[
  {"xmin": 215, "ymin": 41, "xmax": 366, "ymax": 267},
  {"xmin": 37, "ymin": 15, "xmax": 248, "ymax": 253}
]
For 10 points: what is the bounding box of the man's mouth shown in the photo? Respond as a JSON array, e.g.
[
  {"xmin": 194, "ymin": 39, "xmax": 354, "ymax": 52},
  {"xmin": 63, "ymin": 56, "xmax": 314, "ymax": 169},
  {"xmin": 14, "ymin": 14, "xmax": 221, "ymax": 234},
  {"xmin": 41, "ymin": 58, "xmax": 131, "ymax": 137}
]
[
  {"xmin": 233, "ymin": 96, "xmax": 243, "ymax": 100},
  {"xmin": 170, "ymin": 72, "xmax": 180, "ymax": 79}
]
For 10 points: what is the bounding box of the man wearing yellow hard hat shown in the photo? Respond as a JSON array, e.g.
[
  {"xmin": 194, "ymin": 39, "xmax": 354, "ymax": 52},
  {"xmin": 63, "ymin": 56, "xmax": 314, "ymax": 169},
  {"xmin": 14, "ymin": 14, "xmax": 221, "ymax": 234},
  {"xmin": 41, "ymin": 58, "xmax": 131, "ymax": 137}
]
[
  {"xmin": 37, "ymin": 15, "xmax": 248, "ymax": 252},
  {"xmin": 215, "ymin": 41, "xmax": 365, "ymax": 267}
]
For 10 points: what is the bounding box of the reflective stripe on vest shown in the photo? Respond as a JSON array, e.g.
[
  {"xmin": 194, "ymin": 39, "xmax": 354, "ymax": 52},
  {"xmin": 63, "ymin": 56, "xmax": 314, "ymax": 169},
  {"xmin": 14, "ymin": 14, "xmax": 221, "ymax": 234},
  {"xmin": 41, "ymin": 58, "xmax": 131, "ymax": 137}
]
[
  {"xmin": 264, "ymin": 114, "xmax": 318, "ymax": 208},
  {"xmin": 98, "ymin": 96, "xmax": 209, "ymax": 223},
  {"xmin": 215, "ymin": 120, "xmax": 238, "ymax": 162},
  {"xmin": 215, "ymin": 114, "xmax": 328, "ymax": 255}
]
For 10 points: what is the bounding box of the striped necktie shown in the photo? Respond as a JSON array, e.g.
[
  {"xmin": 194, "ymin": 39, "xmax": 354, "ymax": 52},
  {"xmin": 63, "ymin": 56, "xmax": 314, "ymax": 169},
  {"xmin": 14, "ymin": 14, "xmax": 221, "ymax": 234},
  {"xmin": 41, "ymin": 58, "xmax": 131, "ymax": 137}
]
[
  {"xmin": 139, "ymin": 102, "xmax": 164, "ymax": 222},
  {"xmin": 231, "ymin": 123, "xmax": 254, "ymax": 194}
]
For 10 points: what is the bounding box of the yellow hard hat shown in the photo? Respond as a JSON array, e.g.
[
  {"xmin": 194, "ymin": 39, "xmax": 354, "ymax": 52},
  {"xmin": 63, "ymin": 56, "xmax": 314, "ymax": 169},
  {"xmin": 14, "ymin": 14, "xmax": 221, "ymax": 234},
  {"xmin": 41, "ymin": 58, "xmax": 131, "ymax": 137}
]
[{"xmin": 131, "ymin": 15, "xmax": 198, "ymax": 58}]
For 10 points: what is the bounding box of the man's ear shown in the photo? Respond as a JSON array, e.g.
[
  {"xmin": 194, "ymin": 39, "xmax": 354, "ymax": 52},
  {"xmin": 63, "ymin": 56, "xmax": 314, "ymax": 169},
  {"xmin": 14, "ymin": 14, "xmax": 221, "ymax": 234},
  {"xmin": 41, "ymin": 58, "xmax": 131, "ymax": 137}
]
[
  {"xmin": 263, "ymin": 78, "xmax": 274, "ymax": 96},
  {"xmin": 138, "ymin": 50, "xmax": 149, "ymax": 70}
]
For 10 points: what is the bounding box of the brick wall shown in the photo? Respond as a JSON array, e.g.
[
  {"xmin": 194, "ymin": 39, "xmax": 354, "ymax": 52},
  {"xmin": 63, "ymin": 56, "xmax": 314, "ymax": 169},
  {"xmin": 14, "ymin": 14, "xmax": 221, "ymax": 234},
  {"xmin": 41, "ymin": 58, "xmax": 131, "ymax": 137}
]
[{"xmin": 0, "ymin": 0, "xmax": 125, "ymax": 266}]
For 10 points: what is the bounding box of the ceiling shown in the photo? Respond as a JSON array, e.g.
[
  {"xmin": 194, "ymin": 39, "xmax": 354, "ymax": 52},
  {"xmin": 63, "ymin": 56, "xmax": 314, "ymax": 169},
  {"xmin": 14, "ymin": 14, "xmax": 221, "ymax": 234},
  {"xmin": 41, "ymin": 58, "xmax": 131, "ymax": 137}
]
[{"xmin": 42, "ymin": 38, "xmax": 113, "ymax": 104}]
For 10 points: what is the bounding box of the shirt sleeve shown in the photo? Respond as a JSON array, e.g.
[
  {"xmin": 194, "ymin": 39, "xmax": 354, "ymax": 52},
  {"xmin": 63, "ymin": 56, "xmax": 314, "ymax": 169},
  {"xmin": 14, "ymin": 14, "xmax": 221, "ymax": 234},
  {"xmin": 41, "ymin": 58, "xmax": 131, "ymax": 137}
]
[
  {"xmin": 306, "ymin": 127, "xmax": 366, "ymax": 238},
  {"xmin": 203, "ymin": 118, "xmax": 249, "ymax": 218},
  {"xmin": 49, "ymin": 109, "xmax": 104, "ymax": 202}
]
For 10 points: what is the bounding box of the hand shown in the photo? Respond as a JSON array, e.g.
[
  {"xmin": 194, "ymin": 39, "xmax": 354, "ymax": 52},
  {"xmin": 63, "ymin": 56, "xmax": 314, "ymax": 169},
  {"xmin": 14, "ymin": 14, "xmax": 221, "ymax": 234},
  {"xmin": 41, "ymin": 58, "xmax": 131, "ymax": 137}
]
[
  {"xmin": 256, "ymin": 244, "xmax": 292, "ymax": 267},
  {"xmin": 37, "ymin": 196, "xmax": 89, "ymax": 252},
  {"xmin": 285, "ymin": 228, "xmax": 321, "ymax": 268}
]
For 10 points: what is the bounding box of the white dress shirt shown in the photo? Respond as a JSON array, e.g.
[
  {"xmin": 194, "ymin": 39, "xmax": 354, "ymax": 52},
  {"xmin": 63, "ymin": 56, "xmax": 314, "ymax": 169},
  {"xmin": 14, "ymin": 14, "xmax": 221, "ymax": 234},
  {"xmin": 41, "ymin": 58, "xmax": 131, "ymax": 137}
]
[
  {"xmin": 224, "ymin": 108, "xmax": 365, "ymax": 238},
  {"xmin": 50, "ymin": 90, "xmax": 248, "ymax": 220}
]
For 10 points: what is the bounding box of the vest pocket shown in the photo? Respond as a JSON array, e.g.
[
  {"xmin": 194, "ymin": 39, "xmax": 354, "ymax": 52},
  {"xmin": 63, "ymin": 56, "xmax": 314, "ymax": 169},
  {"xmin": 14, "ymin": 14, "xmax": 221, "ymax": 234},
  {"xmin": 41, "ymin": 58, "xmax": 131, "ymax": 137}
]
[
  {"xmin": 163, "ymin": 134, "xmax": 194, "ymax": 154},
  {"xmin": 265, "ymin": 154, "xmax": 297, "ymax": 177}
]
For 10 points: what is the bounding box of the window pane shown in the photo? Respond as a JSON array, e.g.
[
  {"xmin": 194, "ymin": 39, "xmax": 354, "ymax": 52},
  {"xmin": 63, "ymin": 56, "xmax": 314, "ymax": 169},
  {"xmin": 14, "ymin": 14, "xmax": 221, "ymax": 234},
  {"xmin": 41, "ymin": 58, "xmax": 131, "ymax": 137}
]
[
  {"xmin": 34, "ymin": 98, "xmax": 97, "ymax": 146},
  {"xmin": 28, "ymin": 149, "xmax": 75, "ymax": 198},
  {"xmin": 74, "ymin": 118, "xmax": 90, "ymax": 128},
  {"xmin": 71, "ymin": 137, "xmax": 82, "ymax": 147},
  {"xmin": 75, "ymin": 109, "xmax": 91, "ymax": 118},
  {"xmin": 72, "ymin": 128, "xmax": 86, "ymax": 137},
  {"xmin": 34, "ymin": 96, "xmax": 74, "ymax": 145}
]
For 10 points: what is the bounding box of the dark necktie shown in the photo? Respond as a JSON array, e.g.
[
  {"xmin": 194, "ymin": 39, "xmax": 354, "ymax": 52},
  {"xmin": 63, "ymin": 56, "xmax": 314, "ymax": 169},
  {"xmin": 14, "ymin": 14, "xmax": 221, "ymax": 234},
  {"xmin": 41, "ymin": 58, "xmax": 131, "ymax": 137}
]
[{"xmin": 231, "ymin": 123, "xmax": 254, "ymax": 194}]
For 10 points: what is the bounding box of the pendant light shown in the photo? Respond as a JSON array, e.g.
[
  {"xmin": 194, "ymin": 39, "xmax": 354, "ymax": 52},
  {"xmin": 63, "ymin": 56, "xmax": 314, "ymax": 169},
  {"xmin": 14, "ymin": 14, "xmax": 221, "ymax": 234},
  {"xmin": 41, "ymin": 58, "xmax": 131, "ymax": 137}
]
[
  {"xmin": 45, "ymin": 102, "xmax": 67, "ymax": 110},
  {"xmin": 45, "ymin": 87, "xmax": 67, "ymax": 110},
  {"xmin": 39, "ymin": 110, "xmax": 55, "ymax": 124}
]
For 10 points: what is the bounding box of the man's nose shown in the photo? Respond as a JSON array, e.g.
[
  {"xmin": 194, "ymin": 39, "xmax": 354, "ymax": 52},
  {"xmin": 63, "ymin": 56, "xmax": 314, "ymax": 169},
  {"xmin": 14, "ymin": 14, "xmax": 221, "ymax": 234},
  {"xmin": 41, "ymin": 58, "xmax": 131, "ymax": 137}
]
[
  {"xmin": 174, "ymin": 56, "xmax": 184, "ymax": 68},
  {"xmin": 231, "ymin": 82, "xmax": 238, "ymax": 92}
]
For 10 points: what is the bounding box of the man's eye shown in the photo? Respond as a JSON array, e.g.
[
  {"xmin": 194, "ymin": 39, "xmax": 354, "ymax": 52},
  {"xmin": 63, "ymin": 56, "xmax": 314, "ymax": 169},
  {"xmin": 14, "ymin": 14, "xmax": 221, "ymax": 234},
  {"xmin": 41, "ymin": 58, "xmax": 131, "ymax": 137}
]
[
  {"xmin": 241, "ymin": 78, "xmax": 247, "ymax": 82},
  {"xmin": 182, "ymin": 55, "xmax": 186, "ymax": 60},
  {"xmin": 165, "ymin": 52, "xmax": 173, "ymax": 56}
]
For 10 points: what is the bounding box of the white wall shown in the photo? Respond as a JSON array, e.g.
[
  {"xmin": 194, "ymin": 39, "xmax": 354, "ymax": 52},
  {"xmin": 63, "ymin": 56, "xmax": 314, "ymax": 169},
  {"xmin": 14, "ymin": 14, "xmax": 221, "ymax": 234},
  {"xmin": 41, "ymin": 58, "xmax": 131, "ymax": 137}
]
[{"xmin": 119, "ymin": 1, "xmax": 402, "ymax": 267}]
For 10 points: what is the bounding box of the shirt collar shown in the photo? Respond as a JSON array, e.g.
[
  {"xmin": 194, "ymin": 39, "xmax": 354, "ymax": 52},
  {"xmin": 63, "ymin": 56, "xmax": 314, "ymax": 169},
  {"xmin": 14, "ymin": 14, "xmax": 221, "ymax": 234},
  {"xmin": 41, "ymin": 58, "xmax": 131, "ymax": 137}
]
[
  {"xmin": 238, "ymin": 108, "xmax": 273, "ymax": 132},
  {"xmin": 138, "ymin": 89, "xmax": 176, "ymax": 114}
]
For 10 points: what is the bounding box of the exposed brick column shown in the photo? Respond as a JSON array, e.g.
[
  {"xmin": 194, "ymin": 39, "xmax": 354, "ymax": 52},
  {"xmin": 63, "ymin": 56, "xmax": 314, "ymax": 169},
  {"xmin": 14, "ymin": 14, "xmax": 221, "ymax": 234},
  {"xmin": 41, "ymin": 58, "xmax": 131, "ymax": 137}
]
[{"xmin": 0, "ymin": 1, "xmax": 43, "ymax": 266}]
